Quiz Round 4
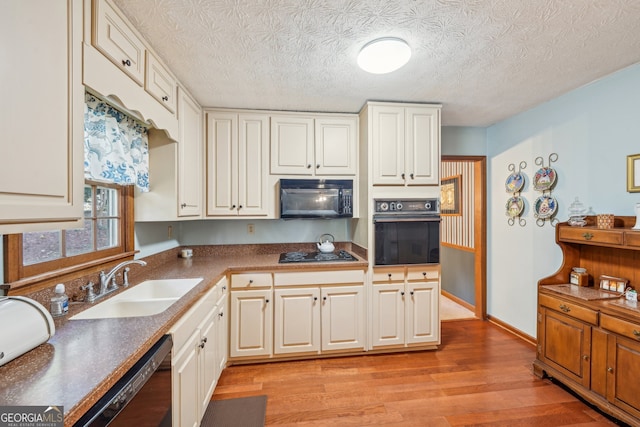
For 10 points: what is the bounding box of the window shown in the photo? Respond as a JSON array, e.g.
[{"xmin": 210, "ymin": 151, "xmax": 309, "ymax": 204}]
[{"xmin": 4, "ymin": 181, "xmax": 135, "ymax": 284}]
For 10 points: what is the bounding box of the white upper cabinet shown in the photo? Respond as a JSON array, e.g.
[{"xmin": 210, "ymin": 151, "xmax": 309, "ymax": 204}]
[
  {"xmin": 145, "ymin": 51, "xmax": 178, "ymax": 113},
  {"xmin": 177, "ymin": 89, "xmax": 203, "ymax": 217},
  {"xmin": 270, "ymin": 115, "xmax": 358, "ymax": 176},
  {"xmin": 369, "ymin": 103, "xmax": 441, "ymax": 186},
  {"xmin": 0, "ymin": 0, "xmax": 84, "ymax": 233},
  {"xmin": 93, "ymin": 0, "xmax": 146, "ymax": 85},
  {"xmin": 206, "ymin": 111, "xmax": 270, "ymax": 217}
]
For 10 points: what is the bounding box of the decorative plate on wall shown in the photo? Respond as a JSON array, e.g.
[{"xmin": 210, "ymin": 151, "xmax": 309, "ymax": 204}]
[
  {"xmin": 505, "ymin": 172, "xmax": 525, "ymax": 193},
  {"xmin": 533, "ymin": 167, "xmax": 557, "ymax": 191},
  {"xmin": 534, "ymin": 195, "xmax": 558, "ymax": 219},
  {"xmin": 505, "ymin": 196, "xmax": 524, "ymax": 218}
]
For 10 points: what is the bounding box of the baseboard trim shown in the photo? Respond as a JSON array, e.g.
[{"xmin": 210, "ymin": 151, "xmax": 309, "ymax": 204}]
[
  {"xmin": 441, "ymin": 290, "xmax": 475, "ymax": 312},
  {"xmin": 486, "ymin": 314, "xmax": 536, "ymax": 347}
]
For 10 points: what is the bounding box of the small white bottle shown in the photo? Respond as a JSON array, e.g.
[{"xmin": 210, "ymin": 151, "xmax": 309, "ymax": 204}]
[{"xmin": 50, "ymin": 283, "xmax": 69, "ymax": 317}]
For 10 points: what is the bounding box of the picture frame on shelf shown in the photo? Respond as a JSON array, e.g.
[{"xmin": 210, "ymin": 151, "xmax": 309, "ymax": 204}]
[
  {"xmin": 626, "ymin": 154, "xmax": 640, "ymax": 192},
  {"xmin": 441, "ymin": 175, "xmax": 461, "ymax": 215}
]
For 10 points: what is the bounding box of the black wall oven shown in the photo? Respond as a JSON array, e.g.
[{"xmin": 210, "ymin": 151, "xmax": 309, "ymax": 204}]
[{"xmin": 373, "ymin": 199, "xmax": 440, "ymax": 266}]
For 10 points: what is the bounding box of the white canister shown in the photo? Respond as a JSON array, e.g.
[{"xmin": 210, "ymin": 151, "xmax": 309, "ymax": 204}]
[{"xmin": 180, "ymin": 249, "xmax": 193, "ymax": 258}]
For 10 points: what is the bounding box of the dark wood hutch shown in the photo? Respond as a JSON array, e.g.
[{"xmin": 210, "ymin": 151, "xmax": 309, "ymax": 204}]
[{"xmin": 535, "ymin": 216, "xmax": 640, "ymax": 426}]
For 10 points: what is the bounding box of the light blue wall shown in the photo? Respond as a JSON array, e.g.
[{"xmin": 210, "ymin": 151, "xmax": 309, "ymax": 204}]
[
  {"xmin": 486, "ymin": 62, "xmax": 640, "ymax": 337},
  {"xmin": 442, "ymin": 126, "xmax": 487, "ymax": 156}
]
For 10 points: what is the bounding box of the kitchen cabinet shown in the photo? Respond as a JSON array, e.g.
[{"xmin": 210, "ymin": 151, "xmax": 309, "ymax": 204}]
[
  {"xmin": 0, "ymin": 0, "xmax": 85, "ymax": 233},
  {"xmin": 270, "ymin": 115, "xmax": 358, "ymax": 176},
  {"xmin": 274, "ymin": 269, "xmax": 365, "ymax": 353},
  {"xmin": 534, "ymin": 217, "xmax": 640, "ymax": 426},
  {"xmin": 84, "ymin": 0, "xmax": 179, "ymax": 139},
  {"xmin": 135, "ymin": 86, "xmax": 203, "ymax": 221},
  {"xmin": 229, "ymin": 272, "xmax": 273, "ymax": 358},
  {"xmin": 363, "ymin": 102, "xmax": 441, "ymax": 186},
  {"xmin": 371, "ymin": 266, "xmax": 440, "ymax": 348},
  {"xmin": 170, "ymin": 277, "xmax": 227, "ymax": 427},
  {"xmin": 206, "ymin": 111, "xmax": 270, "ymax": 217}
]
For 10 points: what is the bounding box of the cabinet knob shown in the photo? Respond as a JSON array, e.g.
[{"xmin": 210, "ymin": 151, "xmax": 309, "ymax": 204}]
[
  {"xmin": 219, "ymin": 312, "xmax": 224, "ymax": 317},
  {"xmin": 231, "ymin": 204, "xmax": 236, "ymax": 209},
  {"xmin": 607, "ymin": 367, "xmax": 614, "ymax": 373},
  {"xmin": 401, "ymin": 291, "xmax": 405, "ymax": 296},
  {"xmin": 633, "ymin": 330, "xmax": 640, "ymax": 339},
  {"xmin": 249, "ymin": 279, "xmax": 253, "ymax": 284},
  {"xmin": 265, "ymin": 299, "xmax": 270, "ymax": 303},
  {"xmin": 307, "ymin": 164, "xmax": 312, "ymax": 169},
  {"xmin": 314, "ymin": 297, "xmax": 318, "ymax": 301},
  {"xmin": 238, "ymin": 205, "xmax": 243, "ymax": 210},
  {"xmin": 122, "ymin": 59, "xmax": 131, "ymax": 67},
  {"xmin": 422, "ymin": 272, "xmax": 427, "ymax": 277},
  {"xmin": 582, "ymin": 355, "xmax": 589, "ymax": 361},
  {"xmin": 582, "ymin": 232, "xmax": 593, "ymax": 240},
  {"xmin": 323, "ymin": 296, "xmax": 327, "ymax": 301},
  {"xmin": 401, "ymin": 173, "xmax": 406, "ymax": 180},
  {"xmin": 388, "ymin": 273, "xmax": 392, "ymax": 279},
  {"xmin": 222, "ymin": 286, "xmax": 227, "ymax": 291},
  {"xmin": 410, "ymin": 291, "xmax": 414, "ymax": 296},
  {"xmin": 162, "ymin": 96, "xmax": 169, "ymax": 101},
  {"xmin": 316, "ymin": 164, "xmax": 320, "ymax": 169},
  {"xmin": 559, "ymin": 304, "xmax": 571, "ymax": 313},
  {"xmin": 410, "ymin": 173, "xmax": 414, "ymax": 179}
]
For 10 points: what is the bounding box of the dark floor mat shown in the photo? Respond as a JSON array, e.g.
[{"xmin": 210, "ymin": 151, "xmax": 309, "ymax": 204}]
[{"xmin": 201, "ymin": 395, "xmax": 267, "ymax": 427}]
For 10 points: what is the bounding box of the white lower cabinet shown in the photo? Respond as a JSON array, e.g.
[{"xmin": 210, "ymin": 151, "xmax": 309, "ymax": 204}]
[
  {"xmin": 230, "ymin": 289, "xmax": 273, "ymax": 358},
  {"xmin": 170, "ymin": 277, "xmax": 228, "ymax": 427},
  {"xmin": 274, "ymin": 287, "xmax": 321, "ymax": 354},
  {"xmin": 372, "ymin": 266, "xmax": 440, "ymax": 348},
  {"xmin": 320, "ymin": 286, "xmax": 365, "ymax": 352}
]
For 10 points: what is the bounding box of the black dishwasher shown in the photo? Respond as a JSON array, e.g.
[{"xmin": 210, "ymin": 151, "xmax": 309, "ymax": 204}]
[{"xmin": 73, "ymin": 335, "xmax": 173, "ymax": 427}]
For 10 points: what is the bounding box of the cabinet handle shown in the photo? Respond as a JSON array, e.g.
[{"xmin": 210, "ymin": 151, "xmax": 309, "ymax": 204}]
[
  {"xmin": 180, "ymin": 203, "xmax": 198, "ymax": 208},
  {"xmin": 410, "ymin": 173, "xmax": 414, "ymax": 179},
  {"xmin": 607, "ymin": 367, "xmax": 614, "ymax": 373},
  {"xmin": 559, "ymin": 304, "xmax": 571, "ymax": 313},
  {"xmin": 307, "ymin": 164, "xmax": 312, "ymax": 169},
  {"xmin": 402, "ymin": 173, "xmax": 406, "ymax": 180},
  {"xmin": 219, "ymin": 312, "xmax": 224, "ymax": 317},
  {"xmin": 633, "ymin": 330, "xmax": 640, "ymax": 339},
  {"xmin": 222, "ymin": 286, "xmax": 227, "ymax": 291},
  {"xmin": 122, "ymin": 59, "xmax": 131, "ymax": 67},
  {"xmin": 162, "ymin": 95, "xmax": 169, "ymax": 101},
  {"xmin": 582, "ymin": 232, "xmax": 593, "ymax": 240}
]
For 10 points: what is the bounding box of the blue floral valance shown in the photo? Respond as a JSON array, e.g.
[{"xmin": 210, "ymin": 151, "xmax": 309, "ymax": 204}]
[{"xmin": 84, "ymin": 93, "xmax": 150, "ymax": 192}]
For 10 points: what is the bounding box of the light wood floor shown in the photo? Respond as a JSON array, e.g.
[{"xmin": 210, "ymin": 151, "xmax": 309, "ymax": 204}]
[{"xmin": 213, "ymin": 320, "xmax": 624, "ymax": 426}]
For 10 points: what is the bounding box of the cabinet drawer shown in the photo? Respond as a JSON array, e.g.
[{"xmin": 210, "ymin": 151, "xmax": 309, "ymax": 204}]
[
  {"xmin": 372, "ymin": 268, "xmax": 404, "ymax": 283},
  {"xmin": 601, "ymin": 313, "xmax": 640, "ymax": 342},
  {"xmin": 93, "ymin": 0, "xmax": 146, "ymax": 85},
  {"xmin": 558, "ymin": 226, "xmax": 623, "ymax": 246},
  {"xmin": 230, "ymin": 272, "xmax": 272, "ymax": 288},
  {"xmin": 539, "ymin": 293, "xmax": 598, "ymax": 325},
  {"xmin": 274, "ymin": 269, "xmax": 364, "ymax": 286},
  {"xmin": 407, "ymin": 266, "xmax": 439, "ymax": 281},
  {"xmin": 145, "ymin": 51, "xmax": 177, "ymax": 113},
  {"xmin": 624, "ymin": 231, "xmax": 640, "ymax": 248}
]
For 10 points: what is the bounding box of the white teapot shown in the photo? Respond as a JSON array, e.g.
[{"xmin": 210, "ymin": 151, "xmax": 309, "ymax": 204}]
[{"xmin": 317, "ymin": 233, "xmax": 335, "ymax": 253}]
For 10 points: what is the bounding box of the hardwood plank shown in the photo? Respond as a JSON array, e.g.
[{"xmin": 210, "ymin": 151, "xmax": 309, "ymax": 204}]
[{"xmin": 213, "ymin": 319, "xmax": 622, "ymax": 426}]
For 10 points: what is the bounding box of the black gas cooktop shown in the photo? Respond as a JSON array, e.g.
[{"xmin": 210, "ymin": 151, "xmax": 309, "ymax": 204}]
[{"xmin": 278, "ymin": 250, "xmax": 358, "ymax": 263}]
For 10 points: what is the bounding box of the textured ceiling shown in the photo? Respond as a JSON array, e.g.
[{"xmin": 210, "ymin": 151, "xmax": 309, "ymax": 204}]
[{"xmin": 113, "ymin": 0, "xmax": 640, "ymax": 127}]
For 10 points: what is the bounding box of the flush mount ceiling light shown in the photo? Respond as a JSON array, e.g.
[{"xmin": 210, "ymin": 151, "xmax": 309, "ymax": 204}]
[{"xmin": 357, "ymin": 37, "xmax": 411, "ymax": 74}]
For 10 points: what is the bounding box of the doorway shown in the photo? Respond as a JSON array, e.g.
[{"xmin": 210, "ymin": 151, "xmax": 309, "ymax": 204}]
[{"xmin": 440, "ymin": 156, "xmax": 486, "ymax": 319}]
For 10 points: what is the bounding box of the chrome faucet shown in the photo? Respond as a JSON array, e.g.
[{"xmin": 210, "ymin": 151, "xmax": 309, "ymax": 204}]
[{"xmin": 82, "ymin": 260, "xmax": 147, "ymax": 303}]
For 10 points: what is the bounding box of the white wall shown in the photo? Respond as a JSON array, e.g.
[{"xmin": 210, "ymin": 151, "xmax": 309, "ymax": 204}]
[{"xmin": 486, "ymin": 62, "xmax": 640, "ymax": 336}]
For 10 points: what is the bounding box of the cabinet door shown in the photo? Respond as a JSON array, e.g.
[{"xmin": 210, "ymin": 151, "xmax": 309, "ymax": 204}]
[
  {"xmin": 230, "ymin": 290, "xmax": 273, "ymax": 358},
  {"xmin": 321, "ymin": 286, "xmax": 364, "ymax": 351},
  {"xmin": 270, "ymin": 116, "xmax": 314, "ymax": 175},
  {"xmin": 198, "ymin": 310, "xmax": 217, "ymax": 419},
  {"xmin": 215, "ymin": 295, "xmax": 229, "ymax": 378},
  {"xmin": 177, "ymin": 89, "xmax": 202, "ymax": 217},
  {"xmin": 371, "ymin": 284, "xmax": 405, "ymax": 347},
  {"xmin": 0, "ymin": 0, "xmax": 84, "ymax": 232},
  {"xmin": 274, "ymin": 288, "xmax": 321, "ymax": 354},
  {"xmin": 172, "ymin": 330, "xmax": 201, "ymax": 427},
  {"xmin": 606, "ymin": 334, "xmax": 640, "ymax": 418},
  {"xmin": 540, "ymin": 307, "xmax": 591, "ymax": 387},
  {"xmin": 371, "ymin": 106, "xmax": 405, "ymax": 185},
  {"xmin": 238, "ymin": 114, "xmax": 269, "ymax": 216},
  {"xmin": 406, "ymin": 281, "xmax": 440, "ymax": 344},
  {"xmin": 93, "ymin": 0, "xmax": 145, "ymax": 85},
  {"xmin": 315, "ymin": 118, "xmax": 357, "ymax": 175},
  {"xmin": 405, "ymin": 107, "xmax": 440, "ymax": 185},
  {"xmin": 206, "ymin": 112, "xmax": 238, "ymax": 215},
  {"xmin": 145, "ymin": 51, "xmax": 177, "ymax": 113}
]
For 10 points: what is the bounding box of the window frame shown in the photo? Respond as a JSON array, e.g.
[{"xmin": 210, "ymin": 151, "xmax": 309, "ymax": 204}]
[{"xmin": 3, "ymin": 181, "xmax": 135, "ymax": 287}]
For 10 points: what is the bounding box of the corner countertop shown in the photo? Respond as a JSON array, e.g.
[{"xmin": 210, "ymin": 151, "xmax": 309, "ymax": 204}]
[{"xmin": 0, "ymin": 248, "xmax": 367, "ymax": 426}]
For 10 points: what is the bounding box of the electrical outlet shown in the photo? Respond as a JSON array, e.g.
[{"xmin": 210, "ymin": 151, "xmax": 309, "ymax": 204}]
[
  {"xmin": 247, "ymin": 224, "xmax": 255, "ymax": 234},
  {"xmin": 168, "ymin": 225, "xmax": 173, "ymax": 239}
]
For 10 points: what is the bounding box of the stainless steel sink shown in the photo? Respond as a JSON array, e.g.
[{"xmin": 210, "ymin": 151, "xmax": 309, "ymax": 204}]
[{"xmin": 70, "ymin": 278, "xmax": 203, "ymax": 320}]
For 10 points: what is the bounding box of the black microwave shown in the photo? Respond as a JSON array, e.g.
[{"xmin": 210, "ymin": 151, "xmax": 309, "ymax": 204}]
[{"xmin": 280, "ymin": 179, "xmax": 353, "ymax": 219}]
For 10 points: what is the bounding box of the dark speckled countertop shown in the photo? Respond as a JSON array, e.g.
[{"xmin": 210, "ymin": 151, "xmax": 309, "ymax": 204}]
[{"xmin": 0, "ymin": 245, "xmax": 367, "ymax": 426}]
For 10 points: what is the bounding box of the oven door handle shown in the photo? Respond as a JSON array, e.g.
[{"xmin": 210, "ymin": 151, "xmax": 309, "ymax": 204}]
[{"xmin": 373, "ymin": 216, "xmax": 441, "ymax": 223}]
